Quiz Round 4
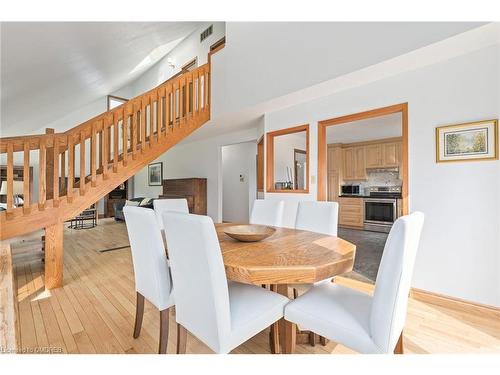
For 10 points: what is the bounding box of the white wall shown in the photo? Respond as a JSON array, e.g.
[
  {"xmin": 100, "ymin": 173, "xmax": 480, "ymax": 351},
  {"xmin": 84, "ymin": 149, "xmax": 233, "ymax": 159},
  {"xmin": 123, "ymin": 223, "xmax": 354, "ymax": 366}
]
[
  {"xmin": 127, "ymin": 22, "xmax": 225, "ymax": 97},
  {"xmin": 264, "ymin": 44, "xmax": 500, "ymax": 307},
  {"xmin": 133, "ymin": 127, "xmax": 259, "ymax": 222},
  {"xmin": 222, "ymin": 142, "xmax": 257, "ymax": 223}
]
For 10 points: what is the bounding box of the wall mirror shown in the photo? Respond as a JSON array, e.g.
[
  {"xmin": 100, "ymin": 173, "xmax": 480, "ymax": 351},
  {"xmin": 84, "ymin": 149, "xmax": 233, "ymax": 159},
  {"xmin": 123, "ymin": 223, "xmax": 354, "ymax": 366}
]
[{"xmin": 266, "ymin": 124, "xmax": 309, "ymax": 193}]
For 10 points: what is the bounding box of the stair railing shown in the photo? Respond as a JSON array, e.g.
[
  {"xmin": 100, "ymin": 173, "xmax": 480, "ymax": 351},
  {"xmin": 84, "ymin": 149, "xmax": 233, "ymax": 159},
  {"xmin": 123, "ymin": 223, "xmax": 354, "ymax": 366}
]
[{"xmin": 0, "ymin": 63, "xmax": 210, "ymax": 219}]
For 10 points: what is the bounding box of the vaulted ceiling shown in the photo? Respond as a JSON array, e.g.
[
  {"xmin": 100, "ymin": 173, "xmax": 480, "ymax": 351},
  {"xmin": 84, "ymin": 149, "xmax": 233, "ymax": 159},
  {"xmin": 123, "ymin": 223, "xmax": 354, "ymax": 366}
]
[{"xmin": 1, "ymin": 22, "xmax": 201, "ymax": 136}]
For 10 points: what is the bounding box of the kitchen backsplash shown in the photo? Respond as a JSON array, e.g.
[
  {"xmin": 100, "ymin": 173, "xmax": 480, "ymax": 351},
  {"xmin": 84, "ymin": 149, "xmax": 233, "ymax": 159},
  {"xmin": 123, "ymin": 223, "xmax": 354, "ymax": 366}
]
[{"xmin": 344, "ymin": 169, "xmax": 401, "ymax": 191}]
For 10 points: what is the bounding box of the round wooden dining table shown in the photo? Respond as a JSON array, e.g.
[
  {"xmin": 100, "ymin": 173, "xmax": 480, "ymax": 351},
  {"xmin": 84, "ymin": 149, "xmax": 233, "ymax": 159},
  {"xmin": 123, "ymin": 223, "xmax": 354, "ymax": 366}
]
[{"xmin": 215, "ymin": 223, "xmax": 356, "ymax": 354}]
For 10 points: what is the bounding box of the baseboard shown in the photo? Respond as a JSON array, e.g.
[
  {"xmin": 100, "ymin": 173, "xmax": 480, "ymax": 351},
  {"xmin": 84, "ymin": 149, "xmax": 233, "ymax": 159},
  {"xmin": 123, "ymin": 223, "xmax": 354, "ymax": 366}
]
[
  {"xmin": 410, "ymin": 288, "xmax": 500, "ymax": 319},
  {"xmin": 336, "ymin": 275, "xmax": 500, "ymax": 319}
]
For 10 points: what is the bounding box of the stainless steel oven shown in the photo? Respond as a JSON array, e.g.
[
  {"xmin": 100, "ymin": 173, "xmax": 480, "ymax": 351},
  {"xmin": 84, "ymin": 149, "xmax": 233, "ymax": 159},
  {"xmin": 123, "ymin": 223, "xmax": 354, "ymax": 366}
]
[{"xmin": 364, "ymin": 198, "xmax": 397, "ymax": 233}]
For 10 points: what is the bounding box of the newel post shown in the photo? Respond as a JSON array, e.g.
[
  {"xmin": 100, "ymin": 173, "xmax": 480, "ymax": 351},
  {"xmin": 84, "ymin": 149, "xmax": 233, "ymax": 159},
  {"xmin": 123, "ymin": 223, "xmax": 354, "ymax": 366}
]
[{"xmin": 44, "ymin": 221, "xmax": 64, "ymax": 289}]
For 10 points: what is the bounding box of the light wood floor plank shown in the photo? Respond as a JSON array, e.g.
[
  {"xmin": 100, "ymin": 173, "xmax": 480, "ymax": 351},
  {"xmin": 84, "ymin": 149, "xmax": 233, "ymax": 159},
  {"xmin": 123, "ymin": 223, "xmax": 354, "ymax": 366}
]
[{"xmin": 10, "ymin": 219, "xmax": 500, "ymax": 354}]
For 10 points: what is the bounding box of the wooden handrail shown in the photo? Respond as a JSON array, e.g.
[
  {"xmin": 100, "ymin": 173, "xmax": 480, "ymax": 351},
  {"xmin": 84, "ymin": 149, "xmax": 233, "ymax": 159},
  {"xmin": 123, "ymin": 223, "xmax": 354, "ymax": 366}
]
[{"xmin": 0, "ymin": 63, "xmax": 210, "ymax": 224}]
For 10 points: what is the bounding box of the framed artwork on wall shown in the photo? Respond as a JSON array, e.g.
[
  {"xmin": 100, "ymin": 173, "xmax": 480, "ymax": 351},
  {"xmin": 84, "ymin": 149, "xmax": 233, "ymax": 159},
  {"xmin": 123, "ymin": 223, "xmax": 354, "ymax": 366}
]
[
  {"xmin": 148, "ymin": 162, "xmax": 163, "ymax": 186},
  {"xmin": 436, "ymin": 119, "xmax": 498, "ymax": 163}
]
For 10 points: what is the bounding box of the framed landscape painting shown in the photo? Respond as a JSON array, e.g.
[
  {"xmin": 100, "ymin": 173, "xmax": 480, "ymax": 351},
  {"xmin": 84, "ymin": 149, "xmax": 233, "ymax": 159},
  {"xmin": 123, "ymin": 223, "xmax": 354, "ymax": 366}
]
[
  {"xmin": 148, "ymin": 162, "xmax": 163, "ymax": 186},
  {"xmin": 436, "ymin": 119, "xmax": 498, "ymax": 163}
]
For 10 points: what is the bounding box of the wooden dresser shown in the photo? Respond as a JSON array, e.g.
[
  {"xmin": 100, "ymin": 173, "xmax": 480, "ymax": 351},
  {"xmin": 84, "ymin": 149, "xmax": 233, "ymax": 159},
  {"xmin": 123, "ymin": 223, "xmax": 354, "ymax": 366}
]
[{"xmin": 159, "ymin": 178, "xmax": 207, "ymax": 215}]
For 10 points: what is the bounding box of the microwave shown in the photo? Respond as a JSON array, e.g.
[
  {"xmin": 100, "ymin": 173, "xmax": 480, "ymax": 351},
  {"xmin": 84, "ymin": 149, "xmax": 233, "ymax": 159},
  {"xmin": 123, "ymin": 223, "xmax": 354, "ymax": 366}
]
[{"xmin": 341, "ymin": 185, "xmax": 361, "ymax": 195}]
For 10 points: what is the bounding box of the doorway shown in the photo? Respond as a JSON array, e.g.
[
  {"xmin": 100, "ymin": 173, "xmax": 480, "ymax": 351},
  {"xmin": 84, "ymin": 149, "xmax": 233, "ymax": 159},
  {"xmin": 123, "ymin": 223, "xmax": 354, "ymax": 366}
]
[
  {"xmin": 317, "ymin": 103, "xmax": 409, "ymax": 282},
  {"xmin": 221, "ymin": 141, "xmax": 257, "ymax": 223}
]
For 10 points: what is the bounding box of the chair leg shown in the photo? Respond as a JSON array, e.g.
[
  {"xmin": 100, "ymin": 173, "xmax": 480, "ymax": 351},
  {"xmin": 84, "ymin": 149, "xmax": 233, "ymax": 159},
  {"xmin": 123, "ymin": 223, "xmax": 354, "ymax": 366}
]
[
  {"xmin": 133, "ymin": 292, "xmax": 145, "ymax": 338},
  {"xmin": 176, "ymin": 323, "xmax": 187, "ymax": 354},
  {"xmin": 394, "ymin": 332, "xmax": 404, "ymax": 354},
  {"xmin": 159, "ymin": 308, "xmax": 170, "ymax": 354},
  {"xmin": 293, "ymin": 288, "xmax": 299, "ymax": 299},
  {"xmin": 319, "ymin": 336, "xmax": 328, "ymax": 346}
]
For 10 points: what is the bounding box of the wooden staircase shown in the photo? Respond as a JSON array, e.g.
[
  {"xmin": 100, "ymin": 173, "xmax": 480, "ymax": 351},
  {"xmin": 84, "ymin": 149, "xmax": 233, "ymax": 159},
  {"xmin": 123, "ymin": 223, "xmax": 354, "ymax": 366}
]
[{"xmin": 0, "ymin": 63, "xmax": 211, "ymax": 288}]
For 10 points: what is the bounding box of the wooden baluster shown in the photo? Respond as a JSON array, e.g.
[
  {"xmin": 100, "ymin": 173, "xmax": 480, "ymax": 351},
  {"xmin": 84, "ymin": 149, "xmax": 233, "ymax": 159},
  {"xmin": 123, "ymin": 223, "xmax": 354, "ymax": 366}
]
[
  {"xmin": 149, "ymin": 93, "xmax": 156, "ymax": 145},
  {"xmin": 91, "ymin": 123, "xmax": 97, "ymax": 186},
  {"xmin": 173, "ymin": 82, "xmax": 178, "ymax": 127},
  {"xmin": 53, "ymin": 135, "xmax": 59, "ymax": 207},
  {"xmin": 205, "ymin": 69, "xmax": 209, "ymax": 110},
  {"xmin": 102, "ymin": 119, "xmax": 109, "ymax": 179},
  {"xmin": 123, "ymin": 108, "xmax": 129, "ymax": 166},
  {"xmin": 60, "ymin": 148, "xmax": 66, "ymax": 196},
  {"xmin": 190, "ymin": 73, "xmax": 194, "ymax": 119},
  {"xmin": 163, "ymin": 87, "xmax": 170, "ymax": 137},
  {"xmin": 198, "ymin": 71, "xmax": 203, "ymax": 110},
  {"xmin": 158, "ymin": 89, "xmax": 164, "ymax": 138},
  {"xmin": 113, "ymin": 113, "xmax": 119, "ymax": 172},
  {"xmin": 132, "ymin": 103, "xmax": 138, "ymax": 160},
  {"xmin": 39, "ymin": 138, "xmax": 46, "ymax": 210},
  {"xmin": 23, "ymin": 142, "xmax": 31, "ymax": 214},
  {"xmin": 207, "ymin": 66, "xmax": 210, "ymax": 109},
  {"xmin": 186, "ymin": 74, "xmax": 191, "ymax": 122},
  {"xmin": 6, "ymin": 143, "xmax": 14, "ymax": 214},
  {"xmin": 196, "ymin": 69, "xmax": 201, "ymax": 113},
  {"xmin": 80, "ymin": 131, "xmax": 85, "ymax": 195},
  {"xmin": 168, "ymin": 87, "xmax": 173, "ymax": 129},
  {"xmin": 141, "ymin": 98, "xmax": 147, "ymax": 151},
  {"xmin": 67, "ymin": 135, "xmax": 74, "ymax": 203},
  {"xmin": 179, "ymin": 78, "xmax": 186, "ymax": 126}
]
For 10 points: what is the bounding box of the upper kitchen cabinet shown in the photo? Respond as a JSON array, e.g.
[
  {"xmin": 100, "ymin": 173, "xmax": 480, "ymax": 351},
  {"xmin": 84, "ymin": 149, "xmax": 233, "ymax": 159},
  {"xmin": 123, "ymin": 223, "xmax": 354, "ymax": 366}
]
[
  {"xmin": 340, "ymin": 137, "xmax": 402, "ymax": 181},
  {"xmin": 365, "ymin": 143, "xmax": 384, "ymax": 168},
  {"xmin": 383, "ymin": 141, "xmax": 400, "ymax": 167},
  {"xmin": 354, "ymin": 146, "xmax": 367, "ymax": 179},
  {"xmin": 343, "ymin": 146, "xmax": 366, "ymax": 180}
]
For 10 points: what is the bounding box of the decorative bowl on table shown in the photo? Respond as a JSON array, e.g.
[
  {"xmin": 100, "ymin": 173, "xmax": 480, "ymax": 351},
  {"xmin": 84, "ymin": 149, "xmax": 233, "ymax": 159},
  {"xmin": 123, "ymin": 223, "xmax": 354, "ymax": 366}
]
[{"xmin": 223, "ymin": 224, "xmax": 276, "ymax": 242}]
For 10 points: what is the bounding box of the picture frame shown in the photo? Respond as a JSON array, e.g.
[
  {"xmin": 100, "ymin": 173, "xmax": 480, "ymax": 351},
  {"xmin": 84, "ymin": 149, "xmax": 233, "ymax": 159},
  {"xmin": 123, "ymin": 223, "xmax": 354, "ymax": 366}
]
[
  {"xmin": 148, "ymin": 162, "xmax": 163, "ymax": 186},
  {"xmin": 436, "ymin": 119, "xmax": 498, "ymax": 163}
]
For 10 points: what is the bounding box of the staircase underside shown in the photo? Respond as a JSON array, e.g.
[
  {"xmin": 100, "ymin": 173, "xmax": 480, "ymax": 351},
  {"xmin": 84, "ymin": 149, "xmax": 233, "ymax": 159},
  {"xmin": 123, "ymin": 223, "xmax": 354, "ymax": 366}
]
[{"xmin": 0, "ymin": 112, "xmax": 209, "ymax": 240}]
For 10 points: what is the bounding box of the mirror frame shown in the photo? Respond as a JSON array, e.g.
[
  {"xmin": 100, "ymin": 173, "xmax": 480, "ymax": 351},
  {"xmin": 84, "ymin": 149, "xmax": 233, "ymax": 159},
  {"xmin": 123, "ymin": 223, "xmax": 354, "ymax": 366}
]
[{"xmin": 266, "ymin": 124, "xmax": 310, "ymax": 193}]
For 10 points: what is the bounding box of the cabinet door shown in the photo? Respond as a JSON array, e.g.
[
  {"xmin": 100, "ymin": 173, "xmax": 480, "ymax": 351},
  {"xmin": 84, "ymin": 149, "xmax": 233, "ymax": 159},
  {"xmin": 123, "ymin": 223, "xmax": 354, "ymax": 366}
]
[
  {"xmin": 365, "ymin": 144, "xmax": 383, "ymax": 168},
  {"xmin": 327, "ymin": 172, "xmax": 339, "ymax": 202},
  {"xmin": 327, "ymin": 146, "xmax": 336, "ymax": 173},
  {"xmin": 383, "ymin": 142, "xmax": 399, "ymax": 167},
  {"xmin": 332, "ymin": 146, "xmax": 343, "ymax": 176},
  {"xmin": 354, "ymin": 146, "xmax": 366, "ymax": 180},
  {"xmin": 343, "ymin": 148, "xmax": 355, "ymax": 180}
]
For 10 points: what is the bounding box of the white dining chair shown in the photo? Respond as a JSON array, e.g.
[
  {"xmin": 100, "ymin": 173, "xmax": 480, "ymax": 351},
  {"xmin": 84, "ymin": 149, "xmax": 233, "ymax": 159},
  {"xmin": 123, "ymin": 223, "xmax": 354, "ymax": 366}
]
[
  {"xmin": 123, "ymin": 206, "xmax": 175, "ymax": 354},
  {"xmin": 153, "ymin": 198, "xmax": 189, "ymax": 229},
  {"xmin": 249, "ymin": 200, "xmax": 284, "ymax": 227},
  {"xmin": 293, "ymin": 200, "xmax": 340, "ymax": 344},
  {"xmin": 295, "ymin": 201, "xmax": 339, "ymax": 236},
  {"xmin": 284, "ymin": 212, "xmax": 424, "ymax": 354},
  {"xmin": 162, "ymin": 211, "xmax": 290, "ymax": 354}
]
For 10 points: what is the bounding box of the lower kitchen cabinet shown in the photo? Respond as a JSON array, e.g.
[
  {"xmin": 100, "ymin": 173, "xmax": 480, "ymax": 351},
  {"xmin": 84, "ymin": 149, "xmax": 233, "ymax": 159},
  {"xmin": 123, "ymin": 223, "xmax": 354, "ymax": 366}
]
[{"xmin": 338, "ymin": 197, "xmax": 364, "ymax": 229}]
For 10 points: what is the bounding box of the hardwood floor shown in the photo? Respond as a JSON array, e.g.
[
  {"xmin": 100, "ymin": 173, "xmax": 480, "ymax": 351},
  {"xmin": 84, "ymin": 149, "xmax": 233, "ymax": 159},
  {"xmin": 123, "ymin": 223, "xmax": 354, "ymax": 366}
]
[{"xmin": 11, "ymin": 219, "xmax": 500, "ymax": 354}]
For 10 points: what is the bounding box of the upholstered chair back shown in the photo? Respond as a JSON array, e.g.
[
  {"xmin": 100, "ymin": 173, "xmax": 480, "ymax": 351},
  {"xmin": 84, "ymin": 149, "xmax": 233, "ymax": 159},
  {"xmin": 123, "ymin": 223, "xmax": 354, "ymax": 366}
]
[
  {"xmin": 123, "ymin": 206, "xmax": 173, "ymax": 310},
  {"xmin": 162, "ymin": 212, "xmax": 231, "ymax": 353},
  {"xmin": 370, "ymin": 212, "xmax": 424, "ymax": 353}
]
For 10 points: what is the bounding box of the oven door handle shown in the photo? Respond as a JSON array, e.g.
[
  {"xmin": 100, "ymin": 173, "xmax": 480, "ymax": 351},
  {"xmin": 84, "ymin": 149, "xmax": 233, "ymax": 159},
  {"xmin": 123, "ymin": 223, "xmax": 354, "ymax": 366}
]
[{"xmin": 364, "ymin": 198, "xmax": 397, "ymax": 203}]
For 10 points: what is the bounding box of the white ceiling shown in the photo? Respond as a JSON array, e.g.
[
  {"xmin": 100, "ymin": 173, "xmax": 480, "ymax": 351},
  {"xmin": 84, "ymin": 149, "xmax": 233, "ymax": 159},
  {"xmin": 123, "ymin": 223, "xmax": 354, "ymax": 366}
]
[
  {"xmin": 1, "ymin": 22, "xmax": 201, "ymax": 135},
  {"xmin": 326, "ymin": 112, "xmax": 402, "ymax": 144}
]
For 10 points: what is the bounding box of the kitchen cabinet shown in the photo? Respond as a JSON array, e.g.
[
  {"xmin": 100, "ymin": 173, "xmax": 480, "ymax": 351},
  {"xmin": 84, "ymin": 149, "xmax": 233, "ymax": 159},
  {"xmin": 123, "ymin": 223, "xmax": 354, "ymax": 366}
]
[
  {"xmin": 365, "ymin": 144, "xmax": 383, "ymax": 168},
  {"xmin": 338, "ymin": 197, "xmax": 364, "ymax": 228},
  {"xmin": 342, "ymin": 147, "xmax": 355, "ymax": 180},
  {"xmin": 327, "ymin": 144, "xmax": 343, "ymax": 201},
  {"xmin": 343, "ymin": 146, "xmax": 366, "ymax": 180},
  {"xmin": 354, "ymin": 146, "xmax": 366, "ymax": 179},
  {"xmin": 342, "ymin": 138, "xmax": 402, "ymax": 181},
  {"xmin": 383, "ymin": 142, "xmax": 400, "ymax": 167},
  {"xmin": 327, "ymin": 172, "xmax": 339, "ymax": 202}
]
